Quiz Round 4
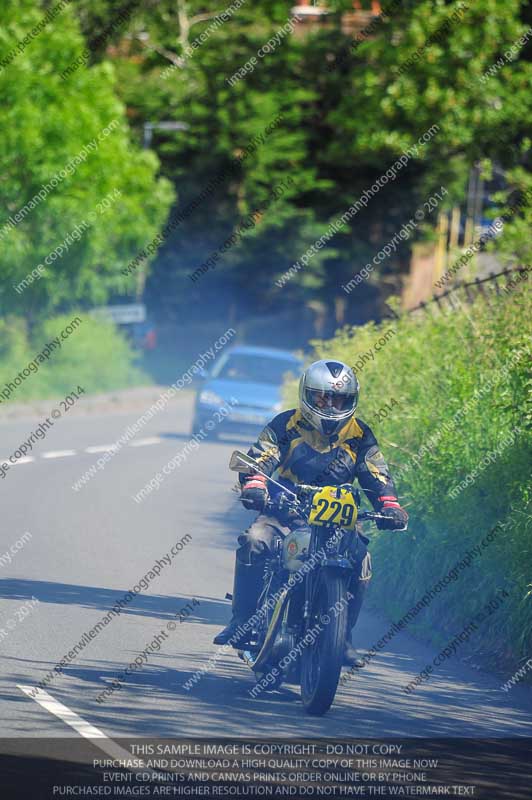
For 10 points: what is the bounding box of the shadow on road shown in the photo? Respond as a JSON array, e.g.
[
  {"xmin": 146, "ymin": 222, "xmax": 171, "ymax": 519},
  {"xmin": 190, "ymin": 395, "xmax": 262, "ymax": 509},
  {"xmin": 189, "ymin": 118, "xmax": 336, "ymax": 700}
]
[
  {"xmin": 0, "ymin": 579, "xmax": 230, "ymax": 626},
  {"xmin": 10, "ymin": 637, "xmax": 532, "ymax": 740},
  {"xmin": 3, "ymin": 616, "xmax": 532, "ymax": 739}
]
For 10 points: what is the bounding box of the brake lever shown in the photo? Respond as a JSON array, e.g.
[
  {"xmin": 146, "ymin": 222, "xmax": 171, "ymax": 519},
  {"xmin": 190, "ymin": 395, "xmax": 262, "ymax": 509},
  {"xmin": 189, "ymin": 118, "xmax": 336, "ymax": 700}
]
[
  {"xmin": 296, "ymin": 484, "xmax": 319, "ymax": 498},
  {"xmin": 358, "ymin": 511, "xmax": 387, "ymax": 522}
]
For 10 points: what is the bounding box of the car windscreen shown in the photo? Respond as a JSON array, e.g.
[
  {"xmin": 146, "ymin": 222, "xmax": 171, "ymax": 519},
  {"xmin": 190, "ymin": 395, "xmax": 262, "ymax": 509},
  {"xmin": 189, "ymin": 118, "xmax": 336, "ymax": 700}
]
[{"xmin": 211, "ymin": 353, "xmax": 298, "ymax": 385}]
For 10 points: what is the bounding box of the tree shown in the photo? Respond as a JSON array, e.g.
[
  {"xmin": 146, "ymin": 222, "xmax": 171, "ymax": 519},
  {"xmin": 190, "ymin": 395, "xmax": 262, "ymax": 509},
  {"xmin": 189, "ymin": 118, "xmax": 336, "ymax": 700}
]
[
  {"xmin": 0, "ymin": 0, "xmax": 174, "ymax": 321},
  {"xmin": 59, "ymin": 0, "xmax": 532, "ymax": 327}
]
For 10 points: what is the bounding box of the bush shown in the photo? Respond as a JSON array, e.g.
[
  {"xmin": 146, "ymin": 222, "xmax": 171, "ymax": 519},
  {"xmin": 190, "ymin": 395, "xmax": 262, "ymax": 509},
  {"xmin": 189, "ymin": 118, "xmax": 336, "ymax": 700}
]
[
  {"xmin": 0, "ymin": 313, "xmax": 147, "ymax": 403},
  {"xmin": 285, "ymin": 282, "xmax": 531, "ymax": 671}
]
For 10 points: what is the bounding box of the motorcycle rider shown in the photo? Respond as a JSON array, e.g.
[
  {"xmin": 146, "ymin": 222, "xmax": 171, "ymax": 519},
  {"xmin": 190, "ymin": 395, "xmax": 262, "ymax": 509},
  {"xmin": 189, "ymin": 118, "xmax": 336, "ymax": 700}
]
[{"xmin": 214, "ymin": 360, "xmax": 408, "ymax": 666}]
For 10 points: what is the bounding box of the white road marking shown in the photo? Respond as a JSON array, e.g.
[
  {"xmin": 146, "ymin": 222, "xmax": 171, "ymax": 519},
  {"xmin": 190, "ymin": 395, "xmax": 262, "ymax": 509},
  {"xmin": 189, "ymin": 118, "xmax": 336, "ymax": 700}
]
[
  {"xmin": 18, "ymin": 685, "xmax": 109, "ymax": 738},
  {"xmin": 18, "ymin": 685, "xmax": 171, "ymax": 779},
  {"xmin": 1, "ymin": 437, "xmax": 163, "ymax": 468},
  {"xmin": 129, "ymin": 436, "xmax": 162, "ymax": 447},
  {"xmin": 85, "ymin": 444, "xmax": 119, "ymax": 454},
  {"xmin": 42, "ymin": 450, "xmax": 77, "ymax": 459}
]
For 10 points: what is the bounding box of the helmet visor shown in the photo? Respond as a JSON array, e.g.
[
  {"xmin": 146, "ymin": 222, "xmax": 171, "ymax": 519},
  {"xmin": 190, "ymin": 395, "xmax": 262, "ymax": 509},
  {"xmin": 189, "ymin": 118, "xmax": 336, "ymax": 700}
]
[{"xmin": 305, "ymin": 388, "xmax": 356, "ymax": 417}]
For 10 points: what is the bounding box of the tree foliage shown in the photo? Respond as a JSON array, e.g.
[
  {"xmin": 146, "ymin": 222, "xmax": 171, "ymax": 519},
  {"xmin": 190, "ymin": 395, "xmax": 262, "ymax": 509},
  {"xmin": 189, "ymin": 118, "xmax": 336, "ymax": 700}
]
[
  {"xmin": 93, "ymin": 0, "xmax": 531, "ymax": 324},
  {"xmin": 1, "ymin": 0, "xmax": 530, "ymax": 326},
  {"xmin": 0, "ymin": 0, "xmax": 174, "ymax": 320}
]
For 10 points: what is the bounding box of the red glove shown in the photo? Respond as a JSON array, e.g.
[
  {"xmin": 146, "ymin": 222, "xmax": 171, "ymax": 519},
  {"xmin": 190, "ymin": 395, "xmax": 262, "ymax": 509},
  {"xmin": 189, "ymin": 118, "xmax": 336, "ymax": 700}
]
[
  {"xmin": 376, "ymin": 495, "xmax": 408, "ymax": 531},
  {"xmin": 241, "ymin": 474, "xmax": 269, "ymax": 511}
]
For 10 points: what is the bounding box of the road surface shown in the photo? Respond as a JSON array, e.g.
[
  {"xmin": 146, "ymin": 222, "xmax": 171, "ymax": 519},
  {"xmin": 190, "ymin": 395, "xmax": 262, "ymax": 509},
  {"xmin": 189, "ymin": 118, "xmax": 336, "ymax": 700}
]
[{"xmin": 0, "ymin": 392, "xmax": 531, "ymax": 741}]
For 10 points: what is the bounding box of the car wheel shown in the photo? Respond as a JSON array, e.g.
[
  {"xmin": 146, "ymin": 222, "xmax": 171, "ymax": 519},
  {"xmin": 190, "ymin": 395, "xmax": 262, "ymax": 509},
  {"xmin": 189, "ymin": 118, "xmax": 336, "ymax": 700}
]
[{"xmin": 191, "ymin": 417, "xmax": 218, "ymax": 440}]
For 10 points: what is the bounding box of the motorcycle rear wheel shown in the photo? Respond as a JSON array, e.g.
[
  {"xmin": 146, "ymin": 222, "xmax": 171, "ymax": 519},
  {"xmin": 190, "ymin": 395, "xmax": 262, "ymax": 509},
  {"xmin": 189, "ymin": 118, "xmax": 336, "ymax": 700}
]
[{"xmin": 300, "ymin": 573, "xmax": 347, "ymax": 716}]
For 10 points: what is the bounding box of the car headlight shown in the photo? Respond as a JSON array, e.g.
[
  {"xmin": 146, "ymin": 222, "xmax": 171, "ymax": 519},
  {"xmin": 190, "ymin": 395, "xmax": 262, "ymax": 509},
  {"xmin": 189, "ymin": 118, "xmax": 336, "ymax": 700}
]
[{"xmin": 199, "ymin": 390, "xmax": 224, "ymax": 406}]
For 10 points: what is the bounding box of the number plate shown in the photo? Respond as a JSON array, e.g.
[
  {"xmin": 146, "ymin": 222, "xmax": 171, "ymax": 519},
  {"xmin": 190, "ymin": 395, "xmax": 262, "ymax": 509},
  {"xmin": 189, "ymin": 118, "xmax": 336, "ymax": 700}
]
[{"xmin": 308, "ymin": 486, "xmax": 358, "ymax": 530}]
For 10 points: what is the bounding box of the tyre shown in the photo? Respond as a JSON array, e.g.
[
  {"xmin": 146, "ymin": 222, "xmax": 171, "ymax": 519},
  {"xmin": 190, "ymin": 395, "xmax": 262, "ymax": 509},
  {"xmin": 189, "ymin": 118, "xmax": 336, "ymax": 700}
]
[
  {"xmin": 191, "ymin": 417, "xmax": 217, "ymax": 439},
  {"xmin": 300, "ymin": 572, "xmax": 348, "ymax": 715}
]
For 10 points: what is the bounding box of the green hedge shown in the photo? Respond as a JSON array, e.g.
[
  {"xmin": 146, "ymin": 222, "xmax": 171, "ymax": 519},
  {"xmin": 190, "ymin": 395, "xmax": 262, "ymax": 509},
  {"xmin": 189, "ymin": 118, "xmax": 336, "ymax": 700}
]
[
  {"xmin": 285, "ymin": 283, "xmax": 531, "ymax": 672},
  {"xmin": 0, "ymin": 313, "xmax": 147, "ymax": 403}
]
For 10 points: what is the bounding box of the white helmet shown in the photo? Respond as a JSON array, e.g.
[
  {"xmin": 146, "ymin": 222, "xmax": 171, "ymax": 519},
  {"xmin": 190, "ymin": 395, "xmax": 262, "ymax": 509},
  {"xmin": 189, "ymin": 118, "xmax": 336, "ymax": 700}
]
[{"xmin": 298, "ymin": 360, "xmax": 359, "ymax": 436}]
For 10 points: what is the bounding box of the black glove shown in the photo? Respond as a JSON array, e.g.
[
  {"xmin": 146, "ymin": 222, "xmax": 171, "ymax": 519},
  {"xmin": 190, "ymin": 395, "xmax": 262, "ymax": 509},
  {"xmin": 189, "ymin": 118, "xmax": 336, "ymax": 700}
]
[
  {"xmin": 241, "ymin": 474, "xmax": 269, "ymax": 511},
  {"xmin": 376, "ymin": 496, "xmax": 408, "ymax": 531}
]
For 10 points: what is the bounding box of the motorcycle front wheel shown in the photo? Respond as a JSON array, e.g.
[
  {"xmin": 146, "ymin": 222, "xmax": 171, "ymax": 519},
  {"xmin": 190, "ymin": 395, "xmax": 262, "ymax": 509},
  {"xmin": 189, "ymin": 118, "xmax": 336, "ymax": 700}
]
[{"xmin": 300, "ymin": 572, "xmax": 348, "ymax": 715}]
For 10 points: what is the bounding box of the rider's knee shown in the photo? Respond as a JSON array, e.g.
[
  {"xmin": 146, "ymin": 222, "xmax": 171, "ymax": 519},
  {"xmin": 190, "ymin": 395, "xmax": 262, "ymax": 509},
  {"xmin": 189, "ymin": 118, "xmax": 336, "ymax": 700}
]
[
  {"xmin": 237, "ymin": 535, "xmax": 268, "ymax": 564},
  {"xmin": 242, "ymin": 519, "xmax": 277, "ymax": 547},
  {"xmin": 237, "ymin": 520, "xmax": 277, "ymax": 563}
]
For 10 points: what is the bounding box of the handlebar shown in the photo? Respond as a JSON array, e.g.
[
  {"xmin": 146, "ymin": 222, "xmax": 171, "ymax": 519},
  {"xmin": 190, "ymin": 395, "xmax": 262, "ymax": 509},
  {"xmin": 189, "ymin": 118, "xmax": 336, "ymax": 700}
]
[
  {"xmin": 262, "ymin": 485, "xmax": 388, "ymax": 524},
  {"xmin": 235, "ymin": 453, "xmax": 390, "ymax": 524}
]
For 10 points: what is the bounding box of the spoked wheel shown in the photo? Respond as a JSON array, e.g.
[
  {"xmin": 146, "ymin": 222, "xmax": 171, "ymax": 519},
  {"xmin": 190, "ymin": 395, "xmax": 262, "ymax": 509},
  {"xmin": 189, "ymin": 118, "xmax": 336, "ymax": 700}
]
[{"xmin": 300, "ymin": 572, "xmax": 348, "ymax": 715}]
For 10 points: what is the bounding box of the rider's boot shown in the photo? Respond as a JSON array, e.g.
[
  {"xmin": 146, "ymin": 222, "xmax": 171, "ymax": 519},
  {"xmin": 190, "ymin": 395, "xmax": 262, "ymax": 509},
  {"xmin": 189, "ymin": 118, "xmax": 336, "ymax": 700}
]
[
  {"xmin": 343, "ymin": 578, "xmax": 368, "ymax": 668},
  {"xmin": 213, "ymin": 555, "xmax": 263, "ymax": 646}
]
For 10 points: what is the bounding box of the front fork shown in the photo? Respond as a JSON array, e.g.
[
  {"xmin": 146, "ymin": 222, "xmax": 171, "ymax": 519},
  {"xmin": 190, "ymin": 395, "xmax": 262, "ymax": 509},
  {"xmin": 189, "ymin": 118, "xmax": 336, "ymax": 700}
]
[{"xmin": 302, "ymin": 526, "xmax": 355, "ymax": 630}]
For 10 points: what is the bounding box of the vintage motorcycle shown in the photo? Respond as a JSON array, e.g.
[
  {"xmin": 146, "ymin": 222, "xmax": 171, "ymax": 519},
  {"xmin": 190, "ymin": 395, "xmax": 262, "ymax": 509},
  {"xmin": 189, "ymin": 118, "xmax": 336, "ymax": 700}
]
[{"xmin": 227, "ymin": 449, "xmax": 387, "ymax": 716}]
